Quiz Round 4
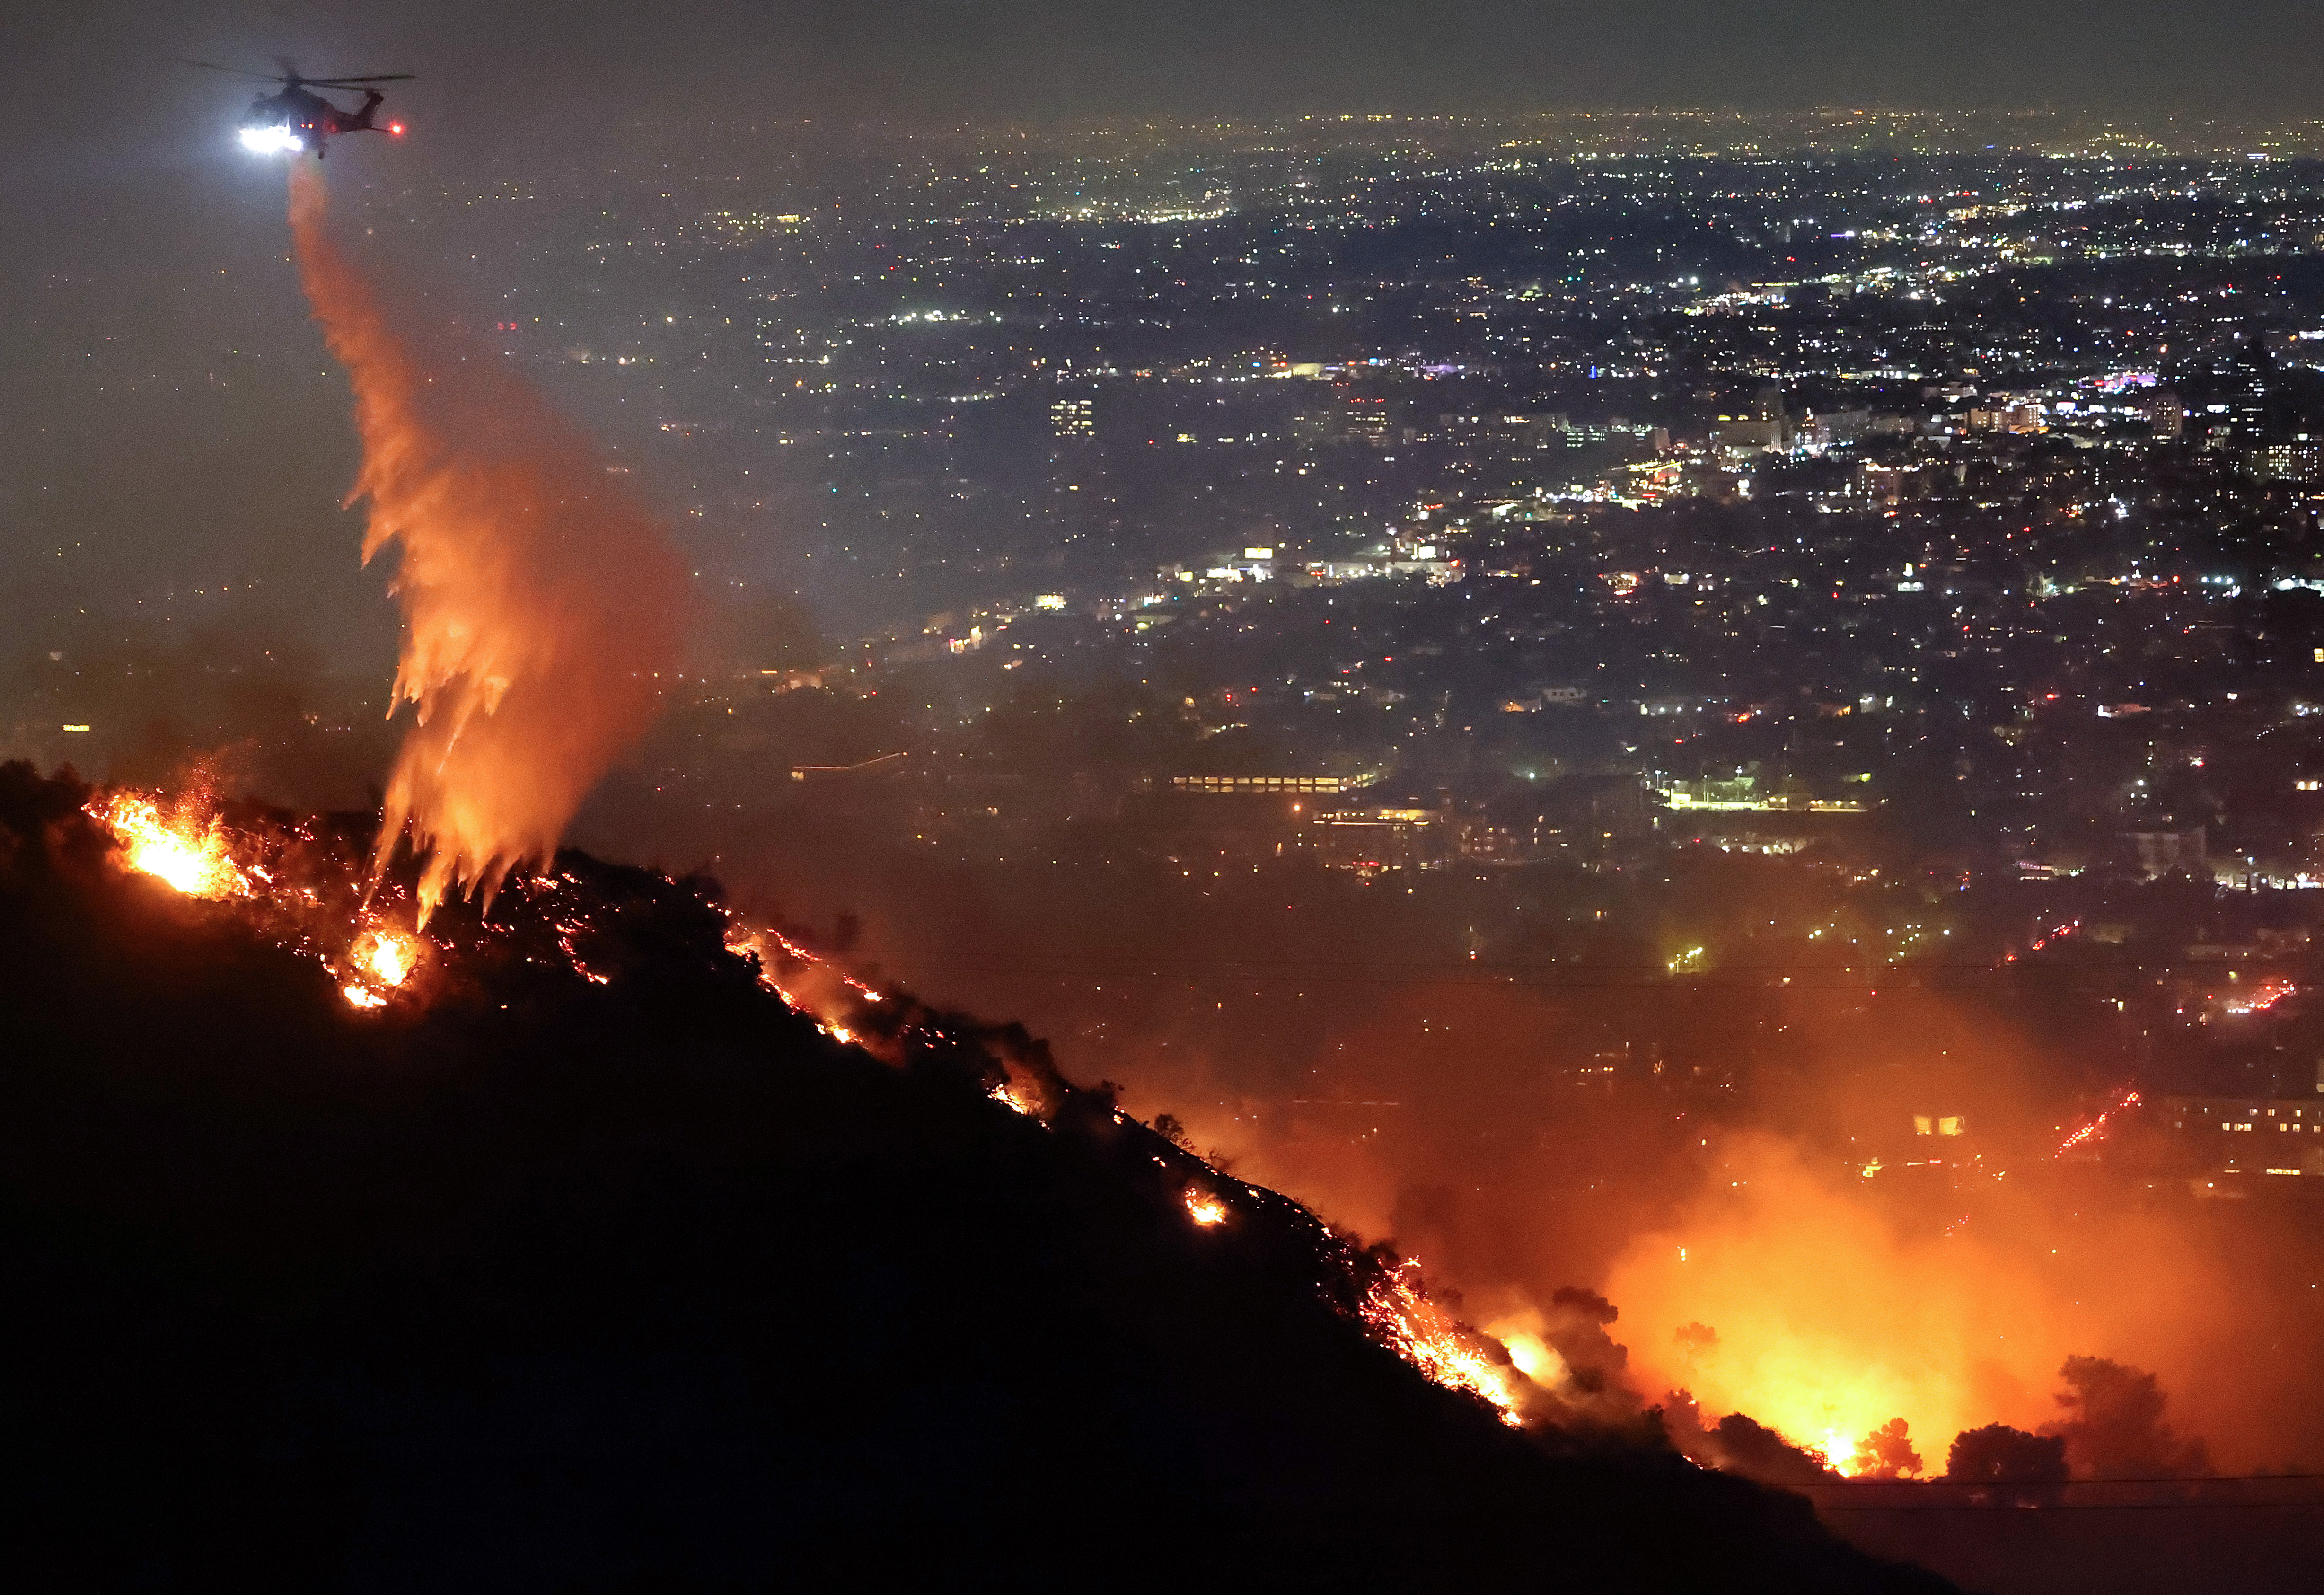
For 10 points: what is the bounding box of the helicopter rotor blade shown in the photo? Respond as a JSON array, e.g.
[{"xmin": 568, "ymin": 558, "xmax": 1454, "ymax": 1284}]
[
  {"xmin": 171, "ymin": 57, "xmax": 290, "ymax": 82},
  {"xmin": 304, "ymin": 74, "xmax": 417, "ymax": 85}
]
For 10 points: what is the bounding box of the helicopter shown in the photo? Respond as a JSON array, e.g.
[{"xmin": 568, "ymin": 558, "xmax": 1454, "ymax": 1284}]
[{"xmin": 181, "ymin": 57, "xmax": 414, "ymax": 159}]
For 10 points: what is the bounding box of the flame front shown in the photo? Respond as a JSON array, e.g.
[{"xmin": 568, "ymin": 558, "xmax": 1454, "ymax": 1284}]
[
  {"xmin": 1361, "ymin": 1261, "xmax": 1524, "ymax": 1426},
  {"xmin": 287, "ymin": 162, "xmax": 687, "ymax": 922},
  {"xmin": 95, "ymin": 794, "xmax": 248, "ymax": 900},
  {"xmin": 725, "ymin": 911, "xmax": 1535, "ymax": 1424}
]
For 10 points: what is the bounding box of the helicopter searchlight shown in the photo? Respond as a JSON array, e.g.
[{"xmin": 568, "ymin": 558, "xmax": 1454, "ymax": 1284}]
[{"xmin": 239, "ymin": 125, "xmax": 305, "ymax": 156}]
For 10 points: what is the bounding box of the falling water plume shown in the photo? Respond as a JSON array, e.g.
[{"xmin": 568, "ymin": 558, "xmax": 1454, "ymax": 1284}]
[{"xmin": 287, "ymin": 162, "xmax": 687, "ymax": 920}]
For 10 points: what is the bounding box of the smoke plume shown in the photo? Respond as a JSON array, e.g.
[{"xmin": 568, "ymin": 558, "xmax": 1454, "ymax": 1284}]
[{"xmin": 286, "ymin": 163, "xmax": 686, "ymax": 918}]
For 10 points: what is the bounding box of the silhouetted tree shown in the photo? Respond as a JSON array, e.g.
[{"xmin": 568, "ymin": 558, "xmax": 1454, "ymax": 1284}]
[
  {"xmin": 2043, "ymin": 1355, "xmax": 2208, "ymax": 1479},
  {"xmin": 1856, "ymin": 1418, "xmax": 1922, "ymax": 1479},
  {"xmin": 1946, "ymin": 1423, "xmax": 2068, "ymax": 1497}
]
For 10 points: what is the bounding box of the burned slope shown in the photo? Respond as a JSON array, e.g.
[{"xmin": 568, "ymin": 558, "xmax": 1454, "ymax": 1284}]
[{"xmin": 0, "ymin": 767, "xmax": 1945, "ymax": 1593}]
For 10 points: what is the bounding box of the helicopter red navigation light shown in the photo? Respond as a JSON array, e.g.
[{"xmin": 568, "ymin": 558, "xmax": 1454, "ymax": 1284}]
[{"xmin": 389, "ymin": 122, "xmax": 405, "ymax": 135}]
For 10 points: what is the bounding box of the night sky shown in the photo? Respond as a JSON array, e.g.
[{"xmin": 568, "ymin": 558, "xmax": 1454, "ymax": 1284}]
[{"xmin": 17, "ymin": 1, "xmax": 2324, "ymax": 143}]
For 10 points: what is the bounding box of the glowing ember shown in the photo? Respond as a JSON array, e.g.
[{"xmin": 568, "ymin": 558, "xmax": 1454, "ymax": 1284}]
[
  {"xmin": 1184, "ymin": 1190, "xmax": 1229, "ymax": 1226},
  {"xmin": 1360, "ymin": 1260, "xmax": 1524, "ymax": 1426},
  {"xmin": 342, "ymin": 985, "xmax": 388, "ymax": 1009},
  {"xmin": 90, "ymin": 794, "xmax": 248, "ymax": 900}
]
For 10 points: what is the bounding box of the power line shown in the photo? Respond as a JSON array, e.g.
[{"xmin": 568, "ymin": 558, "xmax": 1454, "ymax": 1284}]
[
  {"xmin": 1803, "ymin": 1471, "xmax": 2324, "ymax": 1509},
  {"xmin": 1817, "ymin": 1499, "xmax": 2324, "ymax": 1512},
  {"xmin": 1798, "ymin": 1472, "xmax": 2324, "ymax": 1488},
  {"xmin": 850, "ymin": 954, "xmax": 2280, "ymax": 992}
]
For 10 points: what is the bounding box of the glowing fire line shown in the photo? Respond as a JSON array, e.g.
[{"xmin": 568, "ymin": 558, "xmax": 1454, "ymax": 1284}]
[
  {"xmin": 2055, "ymin": 1087, "xmax": 2141, "ymax": 1158},
  {"xmin": 1360, "ymin": 1260, "xmax": 1524, "ymax": 1426},
  {"xmin": 91, "ymin": 788, "xmax": 1539, "ymax": 1431}
]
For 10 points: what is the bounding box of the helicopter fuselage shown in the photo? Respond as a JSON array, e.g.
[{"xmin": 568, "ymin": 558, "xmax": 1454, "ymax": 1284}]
[{"xmin": 244, "ymin": 85, "xmax": 384, "ymax": 157}]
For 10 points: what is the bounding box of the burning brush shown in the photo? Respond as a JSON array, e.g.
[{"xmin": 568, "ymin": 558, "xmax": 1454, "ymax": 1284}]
[
  {"xmin": 1361, "ymin": 1259, "xmax": 1527, "ymax": 1426},
  {"xmin": 90, "ymin": 788, "xmax": 429, "ymax": 1009},
  {"xmin": 96, "ymin": 793, "xmax": 251, "ymax": 902}
]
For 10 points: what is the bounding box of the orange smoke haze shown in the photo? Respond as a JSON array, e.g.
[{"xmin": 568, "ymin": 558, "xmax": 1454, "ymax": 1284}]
[
  {"xmin": 287, "ymin": 163, "xmax": 686, "ymax": 919},
  {"xmin": 1069, "ymin": 978, "xmax": 2324, "ymax": 1474},
  {"xmin": 1601, "ymin": 1131, "xmax": 2243, "ymax": 1471}
]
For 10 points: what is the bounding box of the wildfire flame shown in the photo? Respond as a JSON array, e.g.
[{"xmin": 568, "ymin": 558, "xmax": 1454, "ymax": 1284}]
[
  {"xmin": 1484, "ymin": 1325, "xmax": 1571, "ymax": 1389},
  {"xmin": 724, "ymin": 912, "xmax": 1540, "ymax": 1424},
  {"xmin": 287, "ymin": 161, "xmax": 687, "ymax": 923},
  {"xmin": 1603, "ymin": 1127, "xmax": 2255, "ymax": 1480},
  {"xmin": 95, "ymin": 793, "xmax": 248, "ymax": 900},
  {"xmin": 1995, "ymin": 917, "xmax": 2080, "ymax": 969},
  {"xmin": 725, "ymin": 908, "xmax": 1542, "ymax": 1426},
  {"xmin": 988, "ymin": 1080, "xmax": 1039, "ymax": 1116},
  {"xmin": 341, "ymin": 923, "xmax": 424, "ymax": 1007},
  {"xmin": 357, "ymin": 926, "xmax": 418, "ymax": 987},
  {"xmin": 1360, "ymin": 1260, "xmax": 1524, "ymax": 1426},
  {"xmin": 89, "ymin": 788, "xmax": 431, "ymax": 1014}
]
